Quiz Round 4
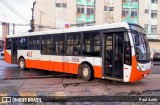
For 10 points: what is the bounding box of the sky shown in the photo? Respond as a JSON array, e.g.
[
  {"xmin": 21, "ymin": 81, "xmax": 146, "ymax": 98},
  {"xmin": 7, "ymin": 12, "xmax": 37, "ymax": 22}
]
[{"xmin": 0, "ymin": 0, "xmax": 34, "ymax": 38}]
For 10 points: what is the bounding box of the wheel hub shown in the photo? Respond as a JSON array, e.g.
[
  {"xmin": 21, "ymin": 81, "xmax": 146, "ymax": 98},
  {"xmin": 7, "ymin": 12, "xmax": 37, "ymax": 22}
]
[
  {"xmin": 83, "ymin": 68, "xmax": 89, "ymax": 77},
  {"xmin": 20, "ymin": 60, "xmax": 24, "ymax": 68}
]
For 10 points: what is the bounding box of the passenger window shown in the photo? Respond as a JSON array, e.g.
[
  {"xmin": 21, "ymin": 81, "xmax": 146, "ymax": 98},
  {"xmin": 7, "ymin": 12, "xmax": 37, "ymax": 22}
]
[
  {"xmin": 41, "ymin": 35, "xmax": 52, "ymax": 55},
  {"xmin": 29, "ymin": 36, "xmax": 40, "ymax": 50},
  {"xmin": 19, "ymin": 37, "xmax": 28, "ymax": 49},
  {"xmin": 83, "ymin": 32, "xmax": 100, "ymax": 56},
  {"xmin": 53, "ymin": 34, "xmax": 65, "ymax": 55},
  {"xmin": 66, "ymin": 33, "xmax": 81, "ymax": 56},
  {"xmin": 6, "ymin": 39, "xmax": 11, "ymax": 49}
]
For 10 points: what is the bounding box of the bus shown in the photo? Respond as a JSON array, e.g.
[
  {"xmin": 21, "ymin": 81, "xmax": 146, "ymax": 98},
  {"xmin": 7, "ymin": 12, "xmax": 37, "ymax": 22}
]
[{"xmin": 4, "ymin": 22, "xmax": 151, "ymax": 82}]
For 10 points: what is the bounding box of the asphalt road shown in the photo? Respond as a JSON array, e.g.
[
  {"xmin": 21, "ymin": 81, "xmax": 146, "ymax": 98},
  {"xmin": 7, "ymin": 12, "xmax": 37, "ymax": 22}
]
[
  {"xmin": 151, "ymin": 61, "xmax": 160, "ymax": 74},
  {"xmin": 0, "ymin": 60, "xmax": 160, "ymax": 105}
]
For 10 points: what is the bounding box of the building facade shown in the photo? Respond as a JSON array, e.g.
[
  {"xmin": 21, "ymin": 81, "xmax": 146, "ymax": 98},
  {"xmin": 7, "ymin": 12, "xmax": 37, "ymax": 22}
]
[
  {"xmin": 34, "ymin": 0, "xmax": 160, "ymax": 36},
  {"xmin": 34, "ymin": 0, "xmax": 160, "ymax": 56}
]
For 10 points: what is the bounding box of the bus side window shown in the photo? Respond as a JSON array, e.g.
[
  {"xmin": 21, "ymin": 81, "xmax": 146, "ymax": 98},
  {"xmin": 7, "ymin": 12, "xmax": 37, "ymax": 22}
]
[
  {"xmin": 53, "ymin": 34, "xmax": 65, "ymax": 55},
  {"xmin": 83, "ymin": 32, "xmax": 100, "ymax": 56},
  {"xmin": 29, "ymin": 36, "xmax": 40, "ymax": 50},
  {"xmin": 66, "ymin": 33, "xmax": 81, "ymax": 56},
  {"xmin": 6, "ymin": 39, "xmax": 11, "ymax": 49},
  {"xmin": 19, "ymin": 37, "xmax": 28, "ymax": 49},
  {"xmin": 41, "ymin": 35, "xmax": 52, "ymax": 55}
]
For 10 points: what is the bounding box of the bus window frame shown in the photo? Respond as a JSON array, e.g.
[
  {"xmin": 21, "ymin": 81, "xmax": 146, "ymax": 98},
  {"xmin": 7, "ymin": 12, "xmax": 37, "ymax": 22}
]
[
  {"xmin": 66, "ymin": 32, "xmax": 82, "ymax": 56},
  {"xmin": 29, "ymin": 36, "xmax": 41, "ymax": 50},
  {"xmin": 41, "ymin": 34, "xmax": 53, "ymax": 55},
  {"xmin": 52, "ymin": 34, "xmax": 65, "ymax": 56},
  {"xmin": 6, "ymin": 38, "xmax": 12, "ymax": 50},
  {"xmin": 19, "ymin": 37, "xmax": 28, "ymax": 50},
  {"xmin": 82, "ymin": 31, "xmax": 101, "ymax": 57}
]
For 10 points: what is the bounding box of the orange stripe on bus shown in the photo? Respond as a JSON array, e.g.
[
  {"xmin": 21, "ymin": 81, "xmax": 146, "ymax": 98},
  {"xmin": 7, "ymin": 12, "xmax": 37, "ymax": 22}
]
[
  {"xmin": 4, "ymin": 50, "xmax": 11, "ymax": 64},
  {"xmin": 26, "ymin": 59, "xmax": 102, "ymax": 78},
  {"xmin": 93, "ymin": 66, "xmax": 102, "ymax": 78},
  {"xmin": 129, "ymin": 55, "xmax": 151, "ymax": 82}
]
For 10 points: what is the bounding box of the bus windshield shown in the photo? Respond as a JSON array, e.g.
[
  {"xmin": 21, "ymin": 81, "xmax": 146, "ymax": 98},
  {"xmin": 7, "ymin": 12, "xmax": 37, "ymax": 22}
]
[{"xmin": 129, "ymin": 24, "xmax": 150, "ymax": 63}]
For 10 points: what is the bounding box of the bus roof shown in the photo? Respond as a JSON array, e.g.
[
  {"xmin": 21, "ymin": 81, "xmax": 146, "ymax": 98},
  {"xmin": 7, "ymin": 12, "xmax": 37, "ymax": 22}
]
[{"xmin": 7, "ymin": 22, "xmax": 131, "ymax": 38}]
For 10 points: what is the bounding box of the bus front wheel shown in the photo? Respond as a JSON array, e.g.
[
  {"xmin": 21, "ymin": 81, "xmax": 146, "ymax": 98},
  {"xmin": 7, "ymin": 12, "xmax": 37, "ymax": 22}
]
[
  {"xmin": 19, "ymin": 58, "xmax": 26, "ymax": 70},
  {"xmin": 81, "ymin": 64, "xmax": 93, "ymax": 81}
]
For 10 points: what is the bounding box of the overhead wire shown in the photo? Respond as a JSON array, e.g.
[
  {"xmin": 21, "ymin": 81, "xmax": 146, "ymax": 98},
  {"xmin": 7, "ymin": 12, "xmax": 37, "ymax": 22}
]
[
  {"xmin": 3, "ymin": 0, "xmax": 29, "ymax": 23},
  {"xmin": 0, "ymin": 0, "xmax": 58, "ymax": 30},
  {"xmin": 0, "ymin": 0, "xmax": 29, "ymax": 23}
]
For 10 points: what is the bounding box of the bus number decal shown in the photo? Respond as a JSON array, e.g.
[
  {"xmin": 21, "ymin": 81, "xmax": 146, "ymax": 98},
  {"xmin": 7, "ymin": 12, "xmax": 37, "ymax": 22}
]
[{"xmin": 72, "ymin": 57, "xmax": 79, "ymax": 62}]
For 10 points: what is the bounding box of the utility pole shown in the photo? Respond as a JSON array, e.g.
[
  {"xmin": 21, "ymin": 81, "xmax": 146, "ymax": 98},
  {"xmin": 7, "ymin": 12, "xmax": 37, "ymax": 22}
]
[{"xmin": 29, "ymin": 1, "xmax": 36, "ymax": 32}]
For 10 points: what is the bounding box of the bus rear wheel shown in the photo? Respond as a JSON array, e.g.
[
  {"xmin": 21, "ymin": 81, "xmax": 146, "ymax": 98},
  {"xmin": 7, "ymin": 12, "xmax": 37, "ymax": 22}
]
[
  {"xmin": 81, "ymin": 64, "xmax": 93, "ymax": 81},
  {"xmin": 19, "ymin": 58, "xmax": 26, "ymax": 70}
]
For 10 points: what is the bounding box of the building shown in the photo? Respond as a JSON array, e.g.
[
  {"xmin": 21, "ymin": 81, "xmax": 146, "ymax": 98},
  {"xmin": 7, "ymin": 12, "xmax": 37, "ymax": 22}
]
[{"xmin": 34, "ymin": 0, "xmax": 160, "ymax": 56}]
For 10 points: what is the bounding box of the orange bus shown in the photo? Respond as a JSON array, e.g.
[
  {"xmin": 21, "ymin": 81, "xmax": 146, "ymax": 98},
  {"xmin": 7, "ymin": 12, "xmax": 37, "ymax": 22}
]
[{"xmin": 4, "ymin": 22, "xmax": 151, "ymax": 82}]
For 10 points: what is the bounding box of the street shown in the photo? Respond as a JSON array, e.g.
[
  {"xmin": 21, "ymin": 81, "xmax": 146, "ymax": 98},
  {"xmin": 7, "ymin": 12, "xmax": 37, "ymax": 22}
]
[{"xmin": 0, "ymin": 60, "xmax": 160, "ymax": 105}]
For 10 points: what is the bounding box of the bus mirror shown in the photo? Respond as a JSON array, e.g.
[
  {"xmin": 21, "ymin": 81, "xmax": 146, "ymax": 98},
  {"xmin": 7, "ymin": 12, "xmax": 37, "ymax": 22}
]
[{"xmin": 135, "ymin": 35, "xmax": 140, "ymax": 46}]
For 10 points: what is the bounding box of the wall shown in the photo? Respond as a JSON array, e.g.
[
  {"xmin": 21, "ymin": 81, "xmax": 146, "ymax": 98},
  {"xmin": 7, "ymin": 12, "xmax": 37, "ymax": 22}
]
[
  {"xmin": 34, "ymin": 0, "xmax": 56, "ymax": 31},
  {"xmin": 95, "ymin": 0, "xmax": 104, "ymax": 25}
]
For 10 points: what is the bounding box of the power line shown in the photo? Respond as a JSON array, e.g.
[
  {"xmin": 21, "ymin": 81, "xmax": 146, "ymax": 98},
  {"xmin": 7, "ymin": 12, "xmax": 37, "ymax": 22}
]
[
  {"xmin": 0, "ymin": 21, "xmax": 57, "ymax": 29},
  {"xmin": 0, "ymin": 0, "xmax": 29, "ymax": 23},
  {"xmin": 4, "ymin": 0, "xmax": 29, "ymax": 23}
]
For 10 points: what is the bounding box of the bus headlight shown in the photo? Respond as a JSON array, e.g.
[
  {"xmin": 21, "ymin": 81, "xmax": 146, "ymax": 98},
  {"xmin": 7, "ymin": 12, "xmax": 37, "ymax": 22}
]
[{"xmin": 137, "ymin": 65, "xmax": 142, "ymax": 71}]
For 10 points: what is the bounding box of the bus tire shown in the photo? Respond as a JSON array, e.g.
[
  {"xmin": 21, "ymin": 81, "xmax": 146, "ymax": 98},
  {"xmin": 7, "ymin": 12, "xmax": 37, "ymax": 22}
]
[
  {"xmin": 19, "ymin": 58, "xmax": 26, "ymax": 70},
  {"xmin": 81, "ymin": 63, "xmax": 93, "ymax": 81}
]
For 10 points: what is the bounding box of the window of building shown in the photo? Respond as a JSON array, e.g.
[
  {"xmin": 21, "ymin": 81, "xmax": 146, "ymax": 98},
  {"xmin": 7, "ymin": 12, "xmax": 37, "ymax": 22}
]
[
  {"xmin": 122, "ymin": 9, "xmax": 129, "ymax": 17},
  {"xmin": 53, "ymin": 35, "xmax": 65, "ymax": 55},
  {"xmin": 56, "ymin": 3, "xmax": 61, "ymax": 7},
  {"xmin": 109, "ymin": 7, "xmax": 114, "ymax": 11},
  {"xmin": 151, "ymin": 0, "xmax": 157, "ymax": 3},
  {"xmin": 104, "ymin": 6, "xmax": 114, "ymax": 11},
  {"xmin": 62, "ymin": 3, "xmax": 67, "ymax": 8},
  {"xmin": 144, "ymin": 24, "xmax": 149, "ymax": 33},
  {"xmin": 41, "ymin": 35, "xmax": 52, "ymax": 55},
  {"xmin": 83, "ymin": 32, "xmax": 100, "ymax": 56},
  {"xmin": 87, "ymin": 8, "xmax": 94, "ymax": 15},
  {"xmin": 131, "ymin": 10, "xmax": 138, "ymax": 17},
  {"xmin": 29, "ymin": 36, "xmax": 40, "ymax": 50},
  {"xmin": 145, "ymin": 9, "xmax": 149, "ymax": 14},
  {"xmin": 56, "ymin": 3, "xmax": 67, "ymax": 8},
  {"xmin": 6, "ymin": 39, "xmax": 11, "ymax": 49},
  {"xmin": 66, "ymin": 33, "xmax": 81, "ymax": 56},
  {"xmin": 151, "ymin": 10, "xmax": 157, "ymax": 18},
  {"xmin": 151, "ymin": 25, "xmax": 157, "ymax": 33},
  {"xmin": 19, "ymin": 37, "xmax": 28, "ymax": 49},
  {"xmin": 77, "ymin": 7, "xmax": 85, "ymax": 14}
]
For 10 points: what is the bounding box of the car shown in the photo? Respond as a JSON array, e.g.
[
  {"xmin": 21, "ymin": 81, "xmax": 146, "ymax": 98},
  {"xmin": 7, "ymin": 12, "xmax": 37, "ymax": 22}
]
[{"xmin": 153, "ymin": 52, "xmax": 160, "ymax": 60}]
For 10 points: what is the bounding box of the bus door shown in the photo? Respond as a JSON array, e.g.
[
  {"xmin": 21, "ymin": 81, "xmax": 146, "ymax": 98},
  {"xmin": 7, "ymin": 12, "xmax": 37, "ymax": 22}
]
[
  {"xmin": 102, "ymin": 32, "xmax": 124, "ymax": 79},
  {"xmin": 11, "ymin": 39, "xmax": 18, "ymax": 64}
]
